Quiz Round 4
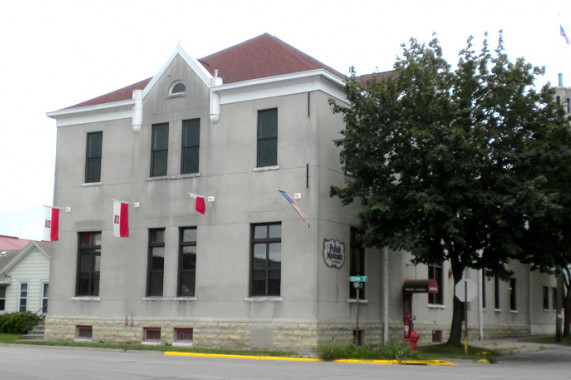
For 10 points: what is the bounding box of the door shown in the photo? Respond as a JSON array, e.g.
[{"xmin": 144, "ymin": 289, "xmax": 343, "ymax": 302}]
[{"xmin": 403, "ymin": 292, "xmax": 412, "ymax": 341}]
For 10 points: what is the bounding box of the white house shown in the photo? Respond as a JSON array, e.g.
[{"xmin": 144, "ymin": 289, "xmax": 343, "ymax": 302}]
[{"xmin": 0, "ymin": 241, "xmax": 50, "ymax": 315}]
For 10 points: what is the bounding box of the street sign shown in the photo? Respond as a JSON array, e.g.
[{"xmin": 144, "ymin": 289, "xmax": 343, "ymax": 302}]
[
  {"xmin": 455, "ymin": 279, "xmax": 477, "ymax": 302},
  {"xmin": 350, "ymin": 276, "xmax": 368, "ymax": 283},
  {"xmin": 353, "ymin": 282, "xmax": 363, "ymax": 288}
]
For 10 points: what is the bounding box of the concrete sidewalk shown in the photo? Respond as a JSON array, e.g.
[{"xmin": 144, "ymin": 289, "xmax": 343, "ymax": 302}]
[{"xmin": 468, "ymin": 336, "xmax": 557, "ymax": 354}]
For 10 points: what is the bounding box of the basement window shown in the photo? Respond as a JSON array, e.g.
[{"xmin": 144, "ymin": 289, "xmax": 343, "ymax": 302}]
[
  {"xmin": 76, "ymin": 325, "xmax": 92, "ymax": 341},
  {"xmin": 143, "ymin": 327, "xmax": 161, "ymax": 344},
  {"xmin": 174, "ymin": 328, "xmax": 194, "ymax": 346}
]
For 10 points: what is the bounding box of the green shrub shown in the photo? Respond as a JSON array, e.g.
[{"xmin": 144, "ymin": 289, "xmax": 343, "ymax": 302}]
[
  {"xmin": 0, "ymin": 312, "xmax": 41, "ymax": 334},
  {"xmin": 316, "ymin": 340, "xmax": 422, "ymax": 361}
]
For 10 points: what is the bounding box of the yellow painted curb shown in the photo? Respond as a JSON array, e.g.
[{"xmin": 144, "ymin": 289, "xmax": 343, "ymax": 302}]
[
  {"xmin": 164, "ymin": 352, "xmax": 320, "ymax": 362},
  {"xmin": 164, "ymin": 352, "xmax": 457, "ymax": 366},
  {"xmin": 477, "ymin": 359, "xmax": 491, "ymax": 364}
]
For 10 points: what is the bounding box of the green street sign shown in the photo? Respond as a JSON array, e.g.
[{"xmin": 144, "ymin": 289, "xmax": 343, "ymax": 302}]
[
  {"xmin": 353, "ymin": 282, "xmax": 363, "ymax": 288},
  {"xmin": 349, "ymin": 276, "xmax": 368, "ymax": 283}
]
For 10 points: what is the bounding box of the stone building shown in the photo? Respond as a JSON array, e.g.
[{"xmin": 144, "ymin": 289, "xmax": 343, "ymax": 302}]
[{"xmin": 45, "ymin": 33, "xmax": 556, "ymax": 350}]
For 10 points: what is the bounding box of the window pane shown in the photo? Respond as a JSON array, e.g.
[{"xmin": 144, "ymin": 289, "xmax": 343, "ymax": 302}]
[
  {"xmin": 253, "ymin": 244, "xmax": 266, "ymax": 268},
  {"xmin": 182, "ymin": 246, "xmax": 196, "ymax": 270},
  {"xmin": 86, "ymin": 159, "xmax": 101, "ymax": 182},
  {"xmin": 269, "ymin": 224, "xmax": 281, "ymax": 238},
  {"xmin": 251, "ymin": 270, "xmax": 266, "ymax": 296},
  {"xmin": 268, "ymin": 270, "xmax": 280, "ymax": 296},
  {"xmin": 179, "ymin": 272, "xmax": 195, "ymax": 296},
  {"xmin": 93, "ymin": 233, "xmax": 102, "ymax": 246},
  {"xmin": 172, "ymin": 83, "xmax": 186, "ymax": 93},
  {"xmin": 269, "ymin": 243, "xmax": 281, "ymax": 268},
  {"xmin": 258, "ymin": 139, "xmax": 277, "ymax": 167},
  {"xmin": 254, "ymin": 225, "xmax": 267, "ymax": 239},
  {"xmin": 86, "ymin": 132, "xmax": 102, "ymax": 157},
  {"xmin": 182, "ymin": 120, "xmax": 200, "ymax": 146},
  {"xmin": 182, "ymin": 228, "xmax": 196, "ymax": 242},
  {"xmin": 258, "ymin": 109, "xmax": 277, "ymax": 138},
  {"xmin": 181, "ymin": 147, "xmax": 199, "ymax": 173},
  {"xmin": 0, "ymin": 287, "xmax": 5, "ymax": 297},
  {"xmin": 80, "ymin": 252, "xmax": 92, "ymax": 272},
  {"xmin": 152, "ymin": 151, "xmax": 168, "ymax": 176},
  {"xmin": 151, "ymin": 247, "xmax": 165, "ymax": 270},
  {"xmin": 151, "ymin": 230, "xmax": 165, "ymax": 244},
  {"xmin": 148, "ymin": 273, "xmax": 163, "ymax": 296},
  {"xmin": 152, "ymin": 124, "xmax": 169, "ymax": 150}
]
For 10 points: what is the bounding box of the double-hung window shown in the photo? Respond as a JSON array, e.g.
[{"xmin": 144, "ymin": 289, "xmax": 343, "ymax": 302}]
[
  {"xmin": 85, "ymin": 132, "xmax": 102, "ymax": 183},
  {"xmin": 178, "ymin": 227, "xmax": 197, "ymax": 297},
  {"xmin": 494, "ymin": 276, "xmax": 500, "ymax": 309},
  {"xmin": 147, "ymin": 229, "xmax": 165, "ymax": 296},
  {"xmin": 251, "ymin": 223, "xmax": 281, "ymax": 296},
  {"xmin": 76, "ymin": 232, "xmax": 101, "ymax": 296},
  {"xmin": 428, "ymin": 263, "xmax": 443, "ymax": 305},
  {"xmin": 150, "ymin": 123, "xmax": 169, "ymax": 177},
  {"xmin": 181, "ymin": 119, "xmax": 200, "ymax": 174},
  {"xmin": 349, "ymin": 228, "xmax": 365, "ymax": 299},
  {"xmin": 257, "ymin": 109, "xmax": 278, "ymax": 167},
  {"xmin": 19, "ymin": 283, "xmax": 28, "ymax": 312}
]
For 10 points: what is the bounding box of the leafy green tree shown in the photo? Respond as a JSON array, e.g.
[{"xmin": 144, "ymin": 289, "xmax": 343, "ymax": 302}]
[{"xmin": 330, "ymin": 33, "xmax": 569, "ymax": 343}]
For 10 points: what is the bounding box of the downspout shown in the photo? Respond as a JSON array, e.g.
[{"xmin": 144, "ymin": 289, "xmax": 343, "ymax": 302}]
[
  {"xmin": 383, "ymin": 247, "xmax": 389, "ymax": 344},
  {"xmin": 478, "ymin": 268, "xmax": 483, "ymax": 340},
  {"xmin": 210, "ymin": 69, "xmax": 222, "ymax": 123},
  {"xmin": 132, "ymin": 89, "xmax": 143, "ymax": 133},
  {"xmin": 529, "ymin": 265, "xmax": 532, "ymax": 334}
]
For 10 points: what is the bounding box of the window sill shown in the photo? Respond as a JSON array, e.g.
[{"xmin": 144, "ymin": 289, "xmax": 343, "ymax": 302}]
[
  {"xmin": 168, "ymin": 93, "xmax": 185, "ymax": 99},
  {"xmin": 169, "ymin": 173, "xmax": 201, "ymax": 180},
  {"xmin": 74, "ymin": 338, "xmax": 93, "ymax": 343},
  {"xmin": 494, "ymin": 308, "xmax": 502, "ymax": 312},
  {"xmin": 172, "ymin": 341, "xmax": 194, "ymax": 347},
  {"xmin": 253, "ymin": 165, "xmax": 279, "ymax": 172},
  {"xmin": 142, "ymin": 341, "xmax": 161, "ymax": 345},
  {"xmin": 141, "ymin": 297, "xmax": 197, "ymax": 301},
  {"xmin": 244, "ymin": 296, "xmax": 283, "ymax": 302},
  {"xmin": 146, "ymin": 176, "xmax": 169, "ymax": 182},
  {"xmin": 348, "ymin": 299, "xmax": 369, "ymax": 304},
  {"xmin": 427, "ymin": 304, "xmax": 445, "ymax": 309},
  {"xmin": 81, "ymin": 182, "xmax": 102, "ymax": 187},
  {"xmin": 510, "ymin": 310, "xmax": 518, "ymax": 314},
  {"xmin": 71, "ymin": 296, "xmax": 101, "ymax": 302}
]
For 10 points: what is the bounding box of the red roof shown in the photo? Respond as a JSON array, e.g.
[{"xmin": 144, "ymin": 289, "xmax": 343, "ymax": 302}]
[
  {"xmin": 0, "ymin": 235, "xmax": 31, "ymax": 250},
  {"xmin": 198, "ymin": 33, "xmax": 345, "ymax": 84},
  {"xmin": 64, "ymin": 33, "xmax": 387, "ymax": 110}
]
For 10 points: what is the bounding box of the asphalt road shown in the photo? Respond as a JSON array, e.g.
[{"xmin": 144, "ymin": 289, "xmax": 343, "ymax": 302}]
[{"xmin": 0, "ymin": 343, "xmax": 570, "ymax": 380}]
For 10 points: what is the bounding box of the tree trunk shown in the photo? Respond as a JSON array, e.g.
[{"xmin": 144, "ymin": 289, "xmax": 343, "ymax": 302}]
[{"xmin": 447, "ymin": 255, "xmax": 465, "ymax": 344}]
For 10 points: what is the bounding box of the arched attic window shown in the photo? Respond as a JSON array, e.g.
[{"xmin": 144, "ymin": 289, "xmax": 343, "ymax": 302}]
[{"xmin": 169, "ymin": 81, "xmax": 186, "ymax": 97}]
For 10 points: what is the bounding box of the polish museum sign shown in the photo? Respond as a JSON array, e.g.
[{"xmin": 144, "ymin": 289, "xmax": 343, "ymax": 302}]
[{"xmin": 323, "ymin": 239, "xmax": 345, "ymax": 269}]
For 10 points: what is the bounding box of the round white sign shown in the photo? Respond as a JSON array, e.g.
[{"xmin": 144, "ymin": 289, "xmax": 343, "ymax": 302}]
[{"xmin": 455, "ymin": 279, "xmax": 477, "ymax": 302}]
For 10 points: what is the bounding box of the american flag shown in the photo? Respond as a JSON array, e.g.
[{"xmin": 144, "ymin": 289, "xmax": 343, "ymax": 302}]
[
  {"xmin": 278, "ymin": 190, "xmax": 310, "ymax": 228},
  {"xmin": 561, "ymin": 25, "xmax": 570, "ymax": 45}
]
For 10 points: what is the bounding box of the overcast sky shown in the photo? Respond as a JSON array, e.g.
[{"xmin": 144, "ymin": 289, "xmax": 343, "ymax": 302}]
[{"xmin": 0, "ymin": 0, "xmax": 569, "ymax": 240}]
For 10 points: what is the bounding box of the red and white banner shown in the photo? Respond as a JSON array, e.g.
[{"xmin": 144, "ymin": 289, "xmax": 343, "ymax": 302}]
[
  {"xmin": 188, "ymin": 193, "xmax": 206, "ymax": 214},
  {"xmin": 113, "ymin": 201, "xmax": 129, "ymax": 237},
  {"xmin": 43, "ymin": 206, "xmax": 59, "ymax": 241}
]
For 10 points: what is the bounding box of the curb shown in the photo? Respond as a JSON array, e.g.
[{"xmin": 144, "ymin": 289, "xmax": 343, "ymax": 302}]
[{"xmin": 164, "ymin": 352, "xmax": 457, "ymax": 366}]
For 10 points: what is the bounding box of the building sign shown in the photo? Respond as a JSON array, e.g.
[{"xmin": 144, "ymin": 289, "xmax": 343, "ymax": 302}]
[{"xmin": 323, "ymin": 239, "xmax": 345, "ymax": 269}]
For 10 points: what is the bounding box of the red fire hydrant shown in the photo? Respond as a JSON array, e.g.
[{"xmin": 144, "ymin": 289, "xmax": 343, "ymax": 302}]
[{"xmin": 409, "ymin": 331, "xmax": 420, "ymax": 352}]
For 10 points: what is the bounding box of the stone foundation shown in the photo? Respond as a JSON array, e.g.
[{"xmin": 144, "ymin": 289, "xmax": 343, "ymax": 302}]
[{"xmin": 44, "ymin": 316, "xmax": 547, "ymax": 351}]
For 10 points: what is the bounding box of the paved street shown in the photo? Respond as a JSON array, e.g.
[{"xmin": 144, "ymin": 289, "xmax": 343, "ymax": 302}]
[{"xmin": 1, "ymin": 341, "xmax": 570, "ymax": 380}]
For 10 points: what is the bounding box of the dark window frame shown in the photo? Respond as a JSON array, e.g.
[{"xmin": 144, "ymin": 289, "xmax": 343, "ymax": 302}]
[
  {"xmin": 543, "ymin": 286, "xmax": 549, "ymax": 310},
  {"xmin": 147, "ymin": 229, "xmax": 165, "ymax": 297},
  {"xmin": 349, "ymin": 228, "xmax": 365, "ymax": 299},
  {"xmin": 85, "ymin": 131, "xmax": 102, "ymax": 183},
  {"xmin": 256, "ymin": 108, "xmax": 278, "ymax": 167},
  {"xmin": 553, "ymin": 287, "xmax": 558, "ymax": 311},
  {"xmin": 250, "ymin": 222, "xmax": 281, "ymax": 297},
  {"xmin": 481, "ymin": 271, "xmax": 486, "ymax": 309},
  {"xmin": 41, "ymin": 282, "xmax": 49, "ymax": 314},
  {"xmin": 150, "ymin": 123, "xmax": 169, "ymax": 177},
  {"xmin": 428, "ymin": 263, "xmax": 443, "ymax": 305},
  {"xmin": 178, "ymin": 227, "xmax": 197, "ymax": 297},
  {"xmin": 181, "ymin": 119, "xmax": 200, "ymax": 174},
  {"xmin": 76, "ymin": 232, "xmax": 101, "ymax": 297},
  {"xmin": 494, "ymin": 276, "xmax": 501, "ymax": 309}
]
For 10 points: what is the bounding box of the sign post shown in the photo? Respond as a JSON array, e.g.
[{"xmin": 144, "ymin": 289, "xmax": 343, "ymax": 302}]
[
  {"xmin": 350, "ymin": 276, "xmax": 367, "ymax": 346},
  {"xmin": 455, "ymin": 278, "xmax": 477, "ymax": 355}
]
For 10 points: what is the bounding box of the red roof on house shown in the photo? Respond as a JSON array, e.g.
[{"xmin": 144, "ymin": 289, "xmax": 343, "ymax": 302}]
[
  {"xmin": 0, "ymin": 235, "xmax": 31, "ymax": 250},
  {"xmin": 64, "ymin": 33, "xmax": 390, "ymax": 110}
]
